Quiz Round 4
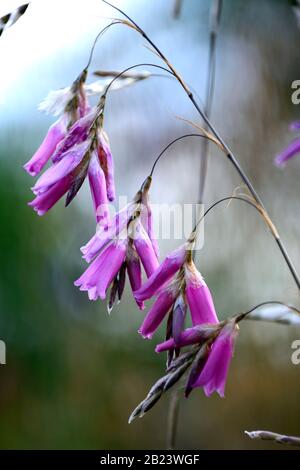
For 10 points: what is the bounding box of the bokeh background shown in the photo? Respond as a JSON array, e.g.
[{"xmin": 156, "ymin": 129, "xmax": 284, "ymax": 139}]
[{"xmin": 0, "ymin": 0, "xmax": 300, "ymax": 449}]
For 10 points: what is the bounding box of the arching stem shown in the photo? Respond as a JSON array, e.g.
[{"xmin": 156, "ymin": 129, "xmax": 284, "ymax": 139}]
[
  {"xmin": 198, "ymin": 0, "xmax": 223, "ymax": 203},
  {"xmin": 102, "ymin": 0, "xmax": 300, "ymax": 291}
]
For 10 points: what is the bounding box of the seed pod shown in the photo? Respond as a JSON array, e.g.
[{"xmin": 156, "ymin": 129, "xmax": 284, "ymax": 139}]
[
  {"xmin": 128, "ymin": 402, "xmax": 143, "ymax": 424},
  {"xmin": 0, "ymin": 3, "xmax": 29, "ymax": 37},
  {"xmin": 164, "ymin": 360, "xmax": 193, "ymax": 392},
  {"xmin": 148, "ymin": 373, "xmax": 170, "ymax": 397},
  {"xmin": 128, "ymin": 388, "xmax": 163, "ymax": 423},
  {"xmin": 167, "ymin": 346, "xmax": 199, "ymax": 373},
  {"xmin": 141, "ymin": 390, "xmax": 163, "ymax": 414}
]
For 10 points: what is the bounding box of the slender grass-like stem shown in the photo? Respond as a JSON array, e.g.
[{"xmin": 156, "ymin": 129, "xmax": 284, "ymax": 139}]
[
  {"xmin": 149, "ymin": 133, "xmax": 218, "ymax": 177},
  {"xmin": 84, "ymin": 21, "xmax": 122, "ymax": 71},
  {"xmin": 102, "ymin": 0, "xmax": 300, "ymax": 291},
  {"xmin": 166, "ymin": 389, "xmax": 180, "ymax": 450},
  {"xmin": 198, "ymin": 0, "xmax": 223, "ymax": 203}
]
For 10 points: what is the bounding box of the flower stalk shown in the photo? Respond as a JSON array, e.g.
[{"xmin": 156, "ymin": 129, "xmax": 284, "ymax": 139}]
[{"xmin": 102, "ymin": 0, "xmax": 300, "ymax": 291}]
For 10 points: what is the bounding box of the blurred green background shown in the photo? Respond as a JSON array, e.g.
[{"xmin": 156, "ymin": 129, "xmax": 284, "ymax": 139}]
[{"xmin": 0, "ymin": 0, "xmax": 300, "ymax": 449}]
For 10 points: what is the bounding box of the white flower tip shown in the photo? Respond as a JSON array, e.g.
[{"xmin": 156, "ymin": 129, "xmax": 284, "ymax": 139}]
[{"xmin": 38, "ymin": 87, "xmax": 73, "ymax": 116}]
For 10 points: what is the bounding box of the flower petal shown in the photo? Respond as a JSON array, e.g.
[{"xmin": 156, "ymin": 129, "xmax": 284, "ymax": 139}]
[
  {"xmin": 138, "ymin": 288, "xmax": 177, "ymax": 339},
  {"xmin": 81, "ymin": 204, "xmax": 135, "ymax": 262},
  {"xmin": 75, "ymin": 239, "xmax": 127, "ymax": 300},
  {"xmin": 98, "ymin": 130, "xmax": 115, "ymax": 202},
  {"xmin": 134, "ymin": 244, "xmax": 186, "ymax": 302},
  {"xmin": 191, "ymin": 321, "xmax": 238, "ymax": 397},
  {"xmin": 32, "ymin": 140, "xmax": 89, "ymax": 196},
  {"xmin": 126, "ymin": 244, "xmax": 144, "ymax": 310},
  {"xmin": 185, "ymin": 263, "xmax": 219, "ymax": 326},
  {"xmin": 141, "ymin": 191, "xmax": 159, "ymax": 258},
  {"xmin": 290, "ymin": 121, "xmax": 300, "ymax": 132},
  {"xmin": 23, "ymin": 118, "xmax": 66, "ymax": 176},
  {"xmin": 275, "ymin": 138, "xmax": 300, "ymax": 168},
  {"xmin": 88, "ymin": 151, "xmax": 109, "ymax": 225},
  {"xmin": 132, "ymin": 220, "xmax": 159, "ymax": 277},
  {"xmin": 155, "ymin": 326, "xmax": 205, "ymax": 352},
  {"xmin": 52, "ymin": 108, "xmax": 96, "ymax": 163},
  {"xmin": 28, "ymin": 175, "xmax": 72, "ymax": 216}
]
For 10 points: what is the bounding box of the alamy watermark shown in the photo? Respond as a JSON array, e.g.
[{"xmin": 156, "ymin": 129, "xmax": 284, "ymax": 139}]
[
  {"xmin": 95, "ymin": 198, "xmax": 205, "ymax": 250},
  {"xmin": 291, "ymin": 80, "xmax": 300, "ymax": 105},
  {"xmin": 291, "ymin": 340, "xmax": 300, "ymax": 365},
  {"xmin": 0, "ymin": 340, "xmax": 6, "ymax": 365}
]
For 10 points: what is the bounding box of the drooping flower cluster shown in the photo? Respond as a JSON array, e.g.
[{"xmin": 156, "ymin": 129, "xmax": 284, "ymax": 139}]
[
  {"xmin": 24, "ymin": 71, "xmax": 115, "ymax": 224},
  {"xmin": 75, "ymin": 176, "xmax": 159, "ymax": 311},
  {"xmin": 135, "ymin": 243, "xmax": 218, "ymax": 338},
  {"xmin": 132, "ymin": 239, "xmax": 238, "ymax": 397},
  {"xmin": 275, "ymin": 121, "xmax": 300, "ymax": 168},
  {"xmin": 21, "ymin": 5, "xmax": 300, "ymax": 430},
  {"xmin": 23, "ymin": 63, "xmax": 241, "ymax": 403},
  {"xmin": 156, "ymin": 318, "xmax": 238, "ymax": 397}
]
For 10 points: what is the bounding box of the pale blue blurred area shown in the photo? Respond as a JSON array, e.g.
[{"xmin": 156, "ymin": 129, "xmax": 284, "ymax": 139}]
[{"xmin": 0, "ymin": 0, "xmax": 300, "ymax": 449}]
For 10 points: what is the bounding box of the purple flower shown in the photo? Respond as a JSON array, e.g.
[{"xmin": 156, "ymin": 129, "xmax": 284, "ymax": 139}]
[
  {"xmin": 155, "ymin": 323, "xmax": 221, "ymax": 353},
  {"xmin": 191, "ymin": 320, "xmax": 238, "ymax": 397},
  {"xmin": 88, "ymin": 152, "xmax": 109, "ymax": 225},
  {"xmin": 140, "ymin": 185, "xmax": 159, "ymax": 258},
  {"xmin": 185, "ymin": 263, "xmax": 219, "ymax": 325},
  {"xmin": 81, "ymin": 204, "xmax": 136, "ymax": 263},
  {"xmin": 126, "ymin": 243, "xmax": 144, "ymax": 310},
  {"xmin": 27, "ymin": 102, "xmax": 115, "ymax": 222},
  {"xmin": 132, "ymin": 219, "xmax": 160, "ymax": 278},
  {"xmin": 28, "ymin": 134, "xmax": 97, "ymax": 217},
  {"xmin": 134, "ymin": 245, "xmax": 186, "ymax": 302},
  {"xmin": 23, "ymin": 118, "xmax": 67, "ymax": 177},
  {"xmin": 75, "ymin": 178, "xmax": 159, "ymax": 311},
  {"xmin": 136, "ymin": 247, "xmax": 218, "ymax": 339},
  {"xmin": 75, "ymin": 237, "xmax": 128, "ymax": 301},
  {"xmin": 275, "ymin": 121, "xmax": 300, "ymax": 167},
  {"xmin": 51, "ymin": 109, "xmax": 96, "ymax": 165},
  {"xmin": 156, "ymin": 320, "xmax": 238, "ymax": 398},
  {"xmin": 25, "ymin": 72, "xmax": 116, "ymax": 221},
  {"xmin": 24, "ymin": 70, "xmax": 88, "ymax": 177},
  {"xmin": 290, "ymin": 121, "xmax": 300, "ymax": 131},
  {"xmin": 139, "ymin": 287, "xmax": 178, "ymax": 339},
  {"xmin": 97, "ymin": 130, "xmax": 115, "ymax": 202}
]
